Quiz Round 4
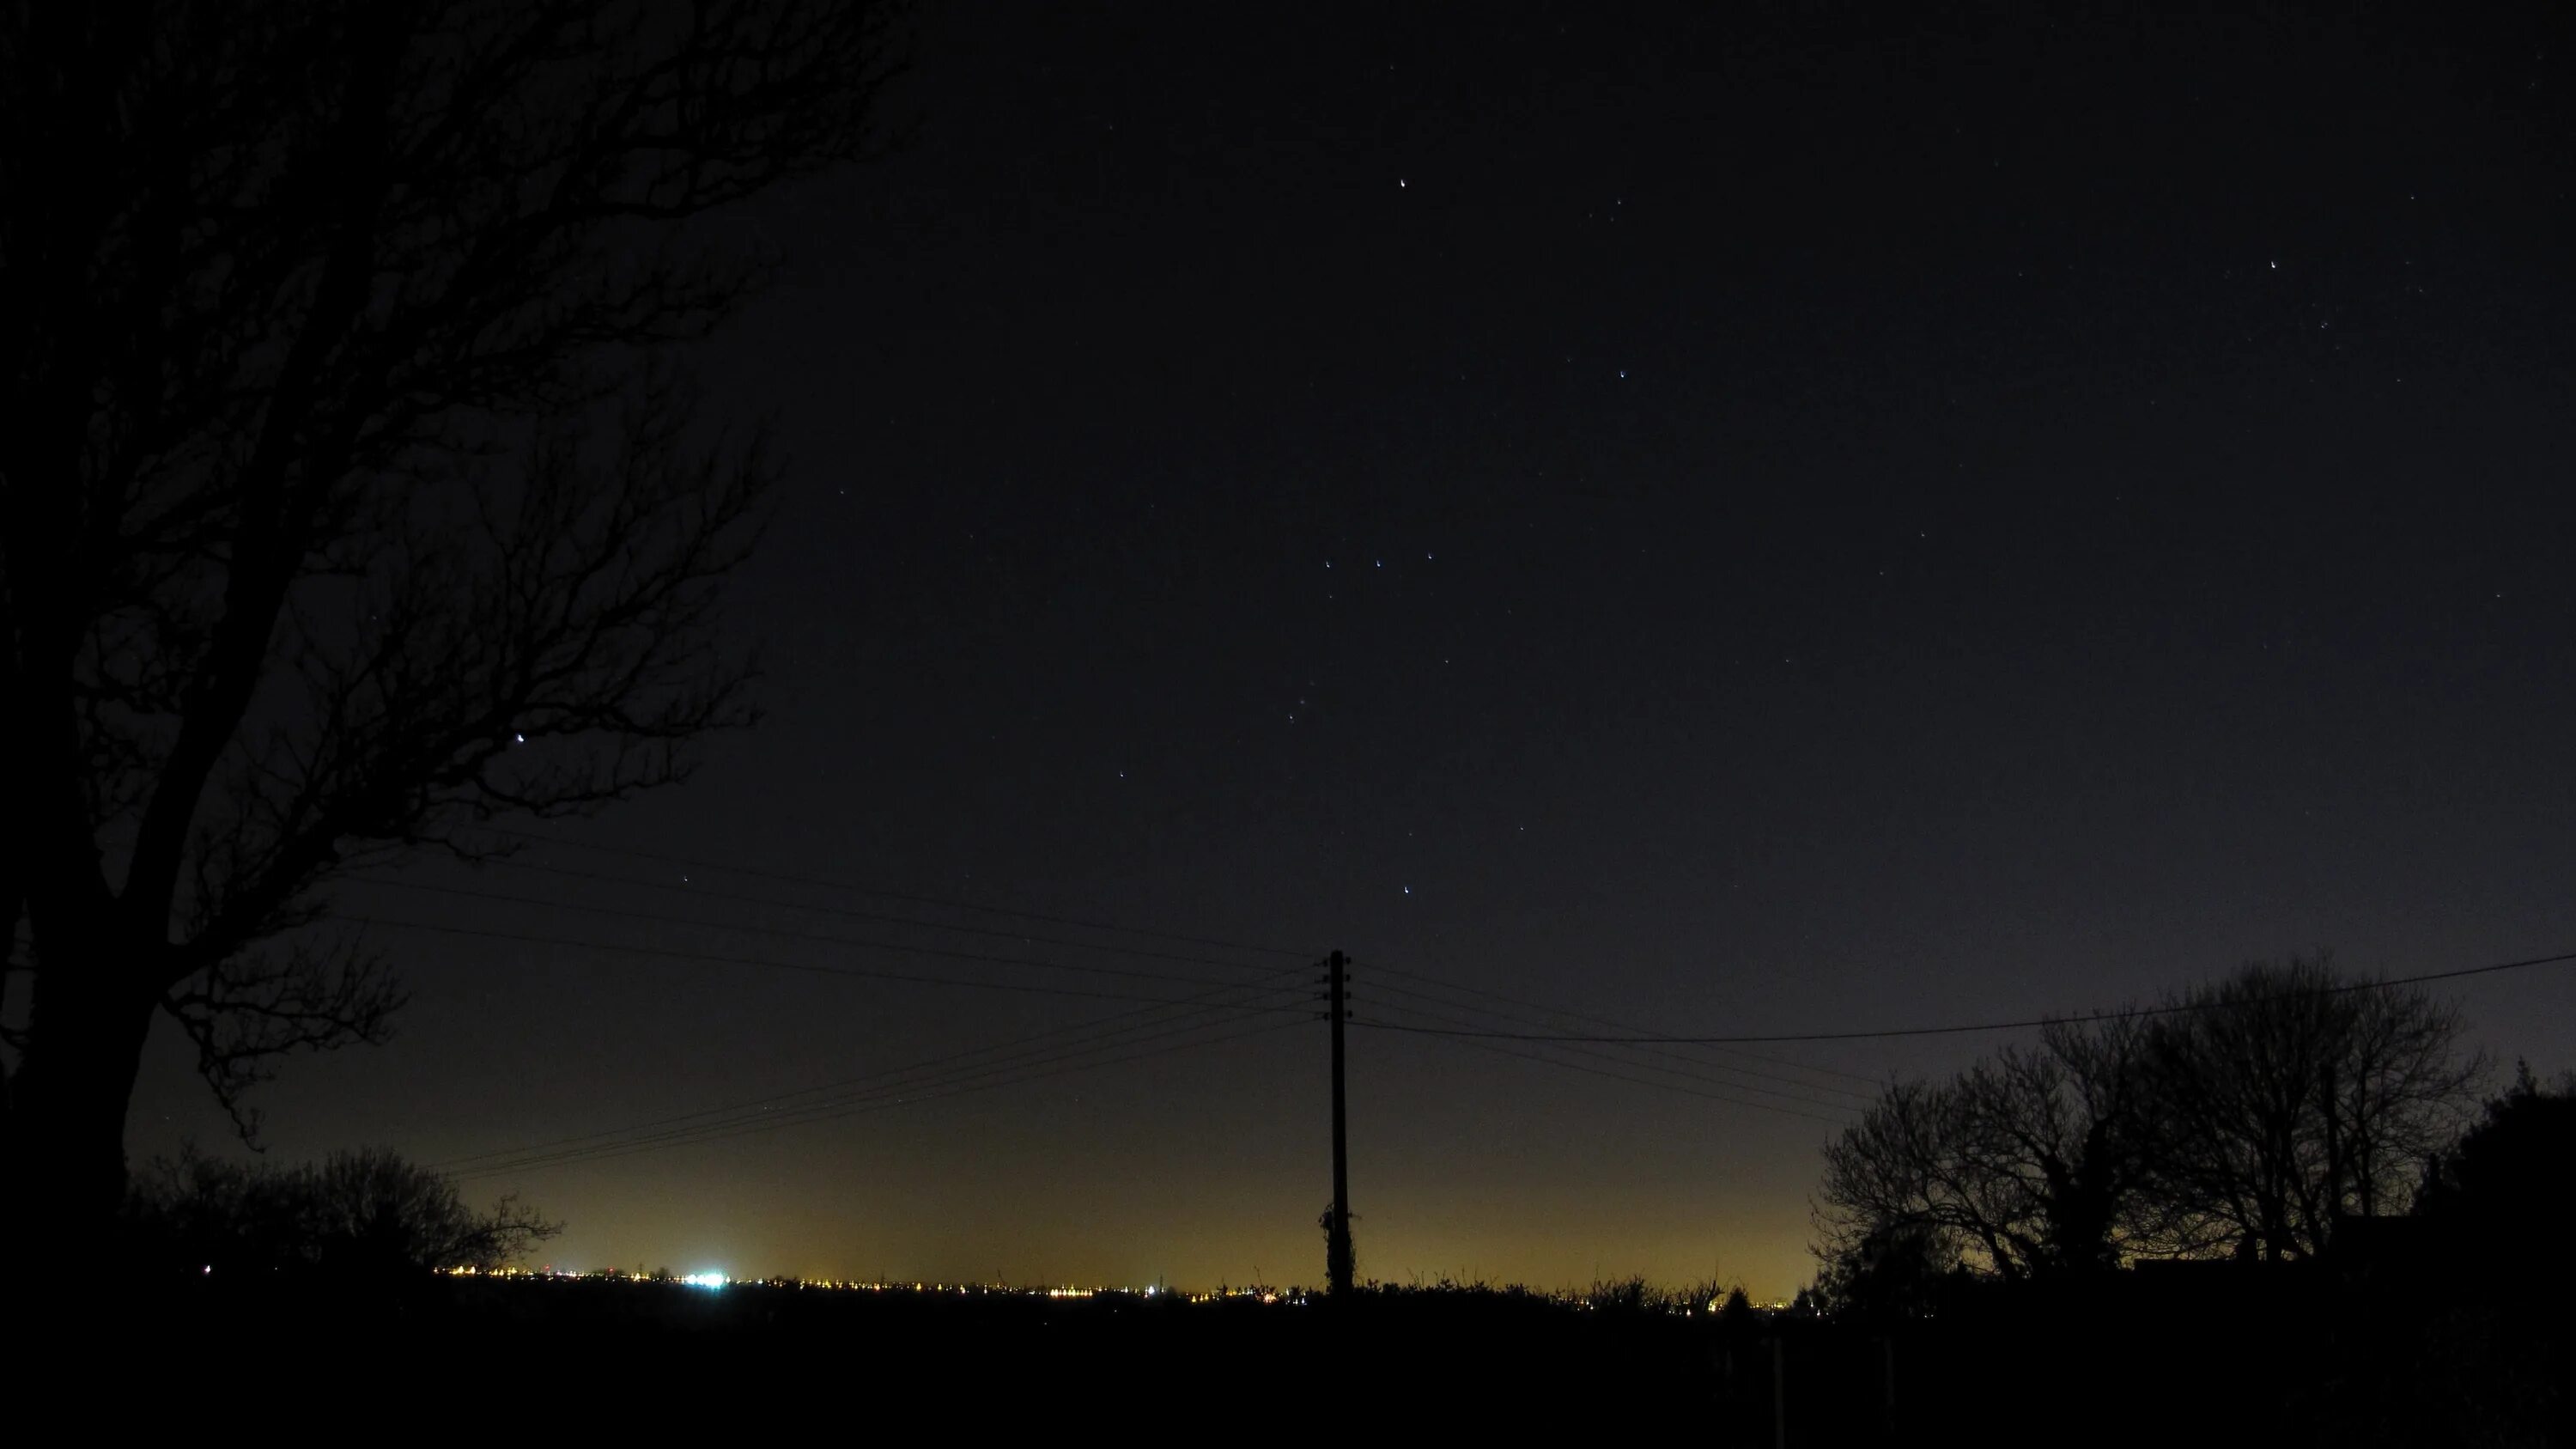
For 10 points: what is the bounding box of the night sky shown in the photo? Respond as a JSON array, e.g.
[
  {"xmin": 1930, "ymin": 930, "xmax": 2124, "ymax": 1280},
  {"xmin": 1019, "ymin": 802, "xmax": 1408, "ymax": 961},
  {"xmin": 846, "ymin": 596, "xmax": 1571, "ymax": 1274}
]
[{"xmin": 129, "ymin": 2, "xmax": 2576, "ymax": 1300}]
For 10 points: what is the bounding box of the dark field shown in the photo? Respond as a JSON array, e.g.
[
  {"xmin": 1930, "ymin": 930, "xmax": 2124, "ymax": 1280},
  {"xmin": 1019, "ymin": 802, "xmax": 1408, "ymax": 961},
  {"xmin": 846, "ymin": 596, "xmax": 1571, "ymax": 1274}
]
[{"xmin": 85, "ymin": 1269, "xmax": 2567, "ymax": 1443}]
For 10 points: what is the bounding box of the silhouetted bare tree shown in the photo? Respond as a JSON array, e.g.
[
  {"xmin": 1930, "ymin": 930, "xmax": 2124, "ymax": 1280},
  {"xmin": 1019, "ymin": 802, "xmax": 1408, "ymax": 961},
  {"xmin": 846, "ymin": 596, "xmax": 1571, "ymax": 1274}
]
[
  {"xmin": 1816, "ymin": 1017, "xmax": 2154, "ymax": 1282},
  {"xmin": 129, "ymin": 1145, "xmax": 556, "ymax": 1275},
  {"xmin": 0, "ymin": 0, "xmax": 905, "ymax": 1246},
  {"xmin": 1820, "ymin": 955, "xmax": 2485, "ymax": 1287},
  {"xmin": 1810, "ymin": 1221, "xmax": 1965, "ymax": 1321},
  {"xmin": 2139, "ymin": 954, "xmax": 2482, "ymax": 1261}
]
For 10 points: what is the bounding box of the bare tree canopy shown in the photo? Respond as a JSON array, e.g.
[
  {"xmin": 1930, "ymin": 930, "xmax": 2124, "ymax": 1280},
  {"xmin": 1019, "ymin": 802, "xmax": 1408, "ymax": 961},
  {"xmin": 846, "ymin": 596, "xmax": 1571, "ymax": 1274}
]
[
  {"xmin": 1816, "ymin": 1017, "xmax": 2153, "ymax": 1283},
  {"xmin": 2140, "ymin": 953, "xmax": 2483, "ymax": 1261},
  {"xmin": 0, "ymin": 0, "xmax": 905, "ymax": 1244},
  {"xmin": 1815, "ymin": 954, "xmax": 2484, "ymax": 1291},
  {"xmin": 126, "ymin": 1146, "xmax": 556, "ymax": 1275}
]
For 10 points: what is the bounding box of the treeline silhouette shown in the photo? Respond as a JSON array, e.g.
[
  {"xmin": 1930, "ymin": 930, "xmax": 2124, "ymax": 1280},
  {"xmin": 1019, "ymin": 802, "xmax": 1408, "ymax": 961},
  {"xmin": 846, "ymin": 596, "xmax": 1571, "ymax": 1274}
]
[
  {"xmin": 1816, "ymin": 953, "xmax": 2482, "ymax": 1292},
  {"xmin": 124, "ymin": 1146, "xmax": 556, "ymax": 1284},
  {"xmin": 1804, "ymin": 954, "xmax": 2572, "ymax": 1446}
]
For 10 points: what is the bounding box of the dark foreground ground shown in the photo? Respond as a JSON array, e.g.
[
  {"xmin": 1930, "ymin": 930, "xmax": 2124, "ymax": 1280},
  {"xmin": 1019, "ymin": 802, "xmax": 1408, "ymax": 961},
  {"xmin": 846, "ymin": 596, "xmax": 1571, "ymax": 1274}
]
[{"xmin": 49, "ymin": 1268, "xmax": 2571, "ymax": 1444}]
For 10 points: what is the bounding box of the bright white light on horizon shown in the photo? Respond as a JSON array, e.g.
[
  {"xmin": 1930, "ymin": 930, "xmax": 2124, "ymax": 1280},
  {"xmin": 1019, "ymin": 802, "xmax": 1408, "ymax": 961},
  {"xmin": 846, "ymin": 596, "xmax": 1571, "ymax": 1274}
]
[{"xmin": 682, "ymin": 1271, "xmax": 727, "ymax": 1288}]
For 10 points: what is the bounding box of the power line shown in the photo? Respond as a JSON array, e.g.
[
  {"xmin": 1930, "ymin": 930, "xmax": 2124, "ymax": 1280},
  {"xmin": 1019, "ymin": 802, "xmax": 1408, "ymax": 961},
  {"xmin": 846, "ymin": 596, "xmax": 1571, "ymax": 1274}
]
[
  {"xmin": 436, "ymin": 977, "xmax": 1308, "ymax": 1169},
  {"xmin": 474, "ymin": 825, "xmax": 1309, "ymax": 959},
  {"xmin": 435, "ymin": 964, "xmax": 1315, "ymax": 1171},
  {"xmin": 1358, "ymin": 971, "xmax": 1879, "ymax": 1103},
  {"xmin": 440, "ymin": 857, "xmax": 1292, "ymax": 974},
  {"xmin": 1358, "ymin": 1002, "xmax": 1850, "ymax": 1128},
  {"xmin": 1355, "ymin": 995, "xmax": 1858, "ymax": 1124},
  {"xmin": 458, "ymin": 1004, "xmax": 1295, "ymax": 1173},
  {"xmin": 435, "ymin": 983, "xmax": 1305, "ymax": 1168},
  {"xmin": 455, "ymin": 1014, "xmax": 1311, "ymax": 1179},
  {"xmin": 1361, "ymin": 958, "xmax": 1883, "ymax": 1087},
  {"xmin": 464, "ymin": 1001, "xmax": 1309, "ymax": 1175},
  {"xmin": 344, "ymin": 877, "xmax": 1274, "ymax": 989},
  {"xmin": 1350, "ymin": 946, "xmax": 2576, "ymax": 1046},
  {"xmin": 1360, "ymin": 981, "xmax": 1868, "ymax": 1113},
  {"xmin": 342, "ymin": 915, "xmax": 1317, "ymax": 1008}
]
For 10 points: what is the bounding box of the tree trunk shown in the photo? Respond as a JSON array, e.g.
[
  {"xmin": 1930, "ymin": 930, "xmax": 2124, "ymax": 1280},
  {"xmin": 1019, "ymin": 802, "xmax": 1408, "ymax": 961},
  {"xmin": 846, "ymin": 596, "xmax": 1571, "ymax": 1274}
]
[{"xmin": 5, "ymin": 959, "xmax": 161, "ymax": 1262}]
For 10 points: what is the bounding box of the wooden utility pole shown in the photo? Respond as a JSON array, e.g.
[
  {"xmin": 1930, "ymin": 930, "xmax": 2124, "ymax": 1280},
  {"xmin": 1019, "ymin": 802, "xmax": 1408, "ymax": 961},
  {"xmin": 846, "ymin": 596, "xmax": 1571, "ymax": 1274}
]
[{"xmin": 1326, "ymin": 948, "xmax": 1354, "ymax": 1295}]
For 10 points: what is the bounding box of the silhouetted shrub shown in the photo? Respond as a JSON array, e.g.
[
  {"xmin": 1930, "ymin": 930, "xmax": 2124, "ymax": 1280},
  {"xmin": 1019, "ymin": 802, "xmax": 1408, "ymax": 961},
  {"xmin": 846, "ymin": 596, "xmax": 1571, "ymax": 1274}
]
[{"xmin": 2415, "ymin": 1061, "xmax": 2576, "ymax": 1276}]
